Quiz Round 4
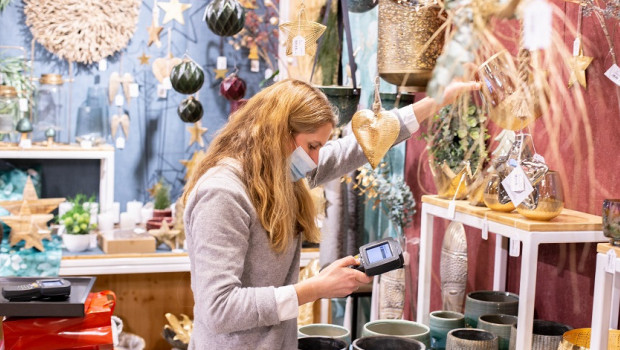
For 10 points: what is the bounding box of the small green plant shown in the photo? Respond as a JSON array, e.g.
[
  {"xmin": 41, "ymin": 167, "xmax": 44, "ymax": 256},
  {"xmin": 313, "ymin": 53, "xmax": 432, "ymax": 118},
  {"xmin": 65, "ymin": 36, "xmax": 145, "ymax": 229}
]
[
  {"xmin": 153, "ymin": 179, "xmax": 171, "ymax": 210},
  {"xmin": 59, "ymin": 194, "xmax": 97, "ymax": 235}
]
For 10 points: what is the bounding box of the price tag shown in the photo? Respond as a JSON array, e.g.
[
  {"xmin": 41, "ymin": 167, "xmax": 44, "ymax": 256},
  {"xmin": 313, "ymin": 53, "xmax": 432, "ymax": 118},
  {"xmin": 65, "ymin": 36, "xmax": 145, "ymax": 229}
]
[
  {"xmin": 572, "ymin": 38, "xmax": 581, "ymax": 56},
  {"xmin": 18, "ymin": 98, "xmax": 28, "ymax": 112},
  {"xmin": 0, "ymin": 74, "xmax": 3, "ymax": 84},
  {"xmin": 153, "ymin": 4, "xmax": 160, "ymax": 19},
  {"xmin": 217, "ymin": 56, "xmax": 227, "ymax": 70},
  {"xmin": 606, "ymin": 249, "xmax": 617, "ymax": 273},
  {"xmin": 114, "ymin": 94, "xmax": 124, "ymax": 106},
  {"xmin": 509, "ymin": 238, "xmax": 520, "ymax": 257},
  {"xmin": 447, "ymin": 201, "xmax": 456, "ymax": 219},
  {"xmin": 250, "ymin": 59, "xmax": 260, "ymax": 72},
  {"xmin": 482, "ymin": 218, "xmax": 489, "ymax": 240},
  {"xmin": 532, "ymin": 153, "xmax": 546, "ymax": 164},
  {"xmin": 508, "ymin": 158, "xmax": 518, "ymax": 167},
  {"xmin": 80, "ymin": 139, "xmax": 93, "ymax": 149},
  {"xmin": 502, "ymin": 166, "xmax": 534, "ymax": 206},
  {"xmin": 292, "ymin": 35, "xmax": 306, "ymax": 56},
  {"xmin": 98, "ymin": 59, "xmax": 108, "ymax": 72},
  {"xmin": 18, "ymin": 138, "xmax": 32, "ymax": 148},
  {"xmin": 157, "ymin": 84, "xmax": 167, "ymax": 98},
  {"xmin": 129, "ymin": 83, "xmax": 140, "ymax": 98},
  {"xmin": 115, "ymin": 136, "xmax": 126, "ymax": 149},
  {"xmin": 604, "ymin": 64, "xmax": 620, "ymax": 86},
  {"xmin": 265, "ymin": 68, "xmax": 273, "ymax": 80},
  {"xmin": 163, "ymin": 76, "xmax": 173, "ymax": 90},
  {"xmin": 523, "ymin": 0, "xmax": 552, "ymax": 50}
]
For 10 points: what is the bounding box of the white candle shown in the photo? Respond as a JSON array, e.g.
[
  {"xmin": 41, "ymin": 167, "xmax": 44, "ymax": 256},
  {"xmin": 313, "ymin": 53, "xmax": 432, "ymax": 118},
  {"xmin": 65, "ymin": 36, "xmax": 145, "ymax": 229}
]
[
  {"xmin": 119, "ymin": 212, "xmax": 135, "ymax": 230},
  {"xmin": 112, "ymin": 202, "xmax": 120, "ymax": 224},
  {"xmin": 141, "ymin": 207, "xmax": 153, "ymax": 224},
  {"xmin": 58, "ymin": 202, "xmax": 73, "ymax": 218},
  {"xmin": 126, "ymin": 200, "xmax": 143, "ymax": 225},
  {"xmin": 84, "ymin": 202, "xmax": 99, "ymax": 226},
  {"xmin": 98, "ymin": 212, "xmax": 114, "ymax": 232}
]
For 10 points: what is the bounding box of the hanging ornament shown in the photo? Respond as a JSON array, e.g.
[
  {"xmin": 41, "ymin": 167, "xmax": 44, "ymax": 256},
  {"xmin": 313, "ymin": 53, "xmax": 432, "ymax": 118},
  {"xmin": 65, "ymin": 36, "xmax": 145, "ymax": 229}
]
[
  {"xmin": 170, "ymin": 59, "xmax": 205, "ymax": 95},
  {"xmin": 152, "ymin": 28, "xmax": 183, "ymax": 83},
  {"xmin": 158, "ymin": 0, "xmax": 192, "ymax": 25},
  {"xmin": 567, "ymin": 5, "xmax": 593, "ymax": 89},
  {"xmin": 138, "ymin": 52, "xmax": 151, "ymax": 65},
  {"xmin": 203, "ymin": 0, "xmax": 246, "ymax": 37},
  {"xmin": 351, "ymin": 77, "xmax": 400, "ymax": 169},
  {"xmin": 108, "ymin": 72, "xmax": 135, "ymax": 105},
  {"xmin": 178, "ymin": 96, "xmax": 204, "ymax": 123},
  {"xmin": 180, "ymin": 150, "xmax": 207, "ymax": 180},
  {"xmin": 220, "ymin": 73, "xmax": 246, "ymax": 100},
  {"xmin": 148, "ymin": 0, "xmax": 164, "ymax": 47},
  {"xmin": 111, "ymin": 114, "xmax": 130, "ymax": 139},
  {"xmin": 279, "ymin": 4, "xmax": 326, "ymax": 57},
  {"xmin": 187, "ymin": 120, "xmax": 208, "ymax": 147},
  {"xmin": 214, "ymin": 68, "xmax": 228, "ymax": 80}
]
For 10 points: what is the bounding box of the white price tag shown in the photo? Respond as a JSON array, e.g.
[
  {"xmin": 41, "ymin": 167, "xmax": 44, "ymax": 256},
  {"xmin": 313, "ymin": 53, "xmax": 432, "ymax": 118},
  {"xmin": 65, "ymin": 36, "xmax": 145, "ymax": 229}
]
[
  {"xmin": 572, "ymin": 38, "xmax": 581, "ymax": 56},
  {"xmin": 265, "ymin": 68, "xmax": 273, "ymax": 80},
  {"xmin": 114, "ymin": 94, "xmax": 124, "ymax": 106},
  {"xmin": 0, "ymin": 74, "xmax": 3, "ymax": 85},
  {"xmin": 482, "ymin": 218, "xmax": 489, "ymax": 240},
  {"xmin": 18, "ymin": 98, "xmax": 28, "ymax": 112},
  {"xmin": 606, "ymin": 249, "xmax": 617, "ymax": 273},
  {"xmin": 80, "ymin": 139, "xmax": 93, "ymax": 148},
  {"xmin": 447, "ymin": 201, "xmax": 456, "ymax": 219},
  {"xmin": 532, "ymin": 153, "xmax": 546, "ymax": 164},
  {"xmin": 157, "ymin": 84, "xmax": 167, "ymax": 98},
  {"xmin": 502, "ymin": 166, "xmax": 534, "ymax": 206},
  {"xmin": 217, "ymin": 56, "xmax": 227, "ymax": 70},
  {"xmin": 18, "ymin": 138, "xmax": 32, "ymax": 148},
  {"xmin": 510, "ymin": 238, "xmax": 520, "ymax": 257},
  {"xmin": 115, "ymin": 136, "xmax": 126, "ymax": 149},
  {"xmin": 523, "ymin": 0, "xmax": 552, "ymax": 50},
  {"xmin": 292, "ymin": 35, "xmax": 306, "ymax": 56},
  {"xmin": 604, "ymin": 64, "xmax": 620, "ymax": 86},
  {"xmin": 250, "ymin": 59, "xmax": 260, "ymax": 72},
  {"xmin": 98, "ymin": 59, "xmax": 108, "ymax": 72},
  {"xmin": 153, "ymin": 4, "xmax": 160, "ymax": 19},
  {"xmin": 163, "ymin": 76, "xmax": 173, "ymax": 90},
  {"xmin": 129, "ymin": 83, "xmax": 140, "ymax": 97}
]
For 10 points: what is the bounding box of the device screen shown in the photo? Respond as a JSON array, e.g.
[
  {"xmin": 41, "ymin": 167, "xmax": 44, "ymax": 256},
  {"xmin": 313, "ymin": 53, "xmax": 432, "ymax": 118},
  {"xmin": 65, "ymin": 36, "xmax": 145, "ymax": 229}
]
[
  {"xmin": 40, "ymin": 280, "xmax": 63, "ymax": 287},
  {"xmin": 366, "ymin": 243, "xmax": 393, "ymax": 264}
]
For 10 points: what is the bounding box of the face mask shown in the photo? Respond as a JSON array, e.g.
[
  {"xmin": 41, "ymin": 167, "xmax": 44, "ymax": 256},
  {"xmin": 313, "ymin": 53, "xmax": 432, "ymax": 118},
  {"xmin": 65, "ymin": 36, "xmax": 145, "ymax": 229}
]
[{"xmin": 289, "ymin": 145, "xmax": 317, "ymax": 182}]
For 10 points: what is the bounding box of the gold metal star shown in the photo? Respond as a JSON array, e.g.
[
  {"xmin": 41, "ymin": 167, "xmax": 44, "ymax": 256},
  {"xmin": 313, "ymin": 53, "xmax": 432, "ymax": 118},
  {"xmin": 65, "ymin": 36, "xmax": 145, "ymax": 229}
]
[
  {"xmin": 214, "ymin": 68, "xmax": 228, "ymax": 80},
  {"xmin": 279, "ymin": 10, "xmax": 326, "ymax": 57},
  {"xmin": 9, "ymin": 222, "xmax": 51, "ymax": 251},
  {"xmin": 0, "ymin": 177, "xmax": 64, "ymax": 215},
  {"xmin": 147, "ymin": 23, "xmax": 164, "ymax": 48},
  {"xmin": 148, "ymin": 220, "xmax": 180, "ymax": 250},
  {"xmin": 148, "ymin": 181, "xmax": 164, "ymax": 198},
  {"xmin": 138, "ymin": 52, "xmax": 151, "ymax": 65},
  {"xmin": 187, "ymin": 121, "xmax": 207, "ymax": 148},
  {"xmin": 158, "ymin": 0, "xmax": 192, "ymax": 25},
  {"xmin": 567, "ymin": 53, "xmax": 594, "ymax": 88},
  {"xmin": 180, "ymin": 150, "xmax": 207, "ymax": 180}
]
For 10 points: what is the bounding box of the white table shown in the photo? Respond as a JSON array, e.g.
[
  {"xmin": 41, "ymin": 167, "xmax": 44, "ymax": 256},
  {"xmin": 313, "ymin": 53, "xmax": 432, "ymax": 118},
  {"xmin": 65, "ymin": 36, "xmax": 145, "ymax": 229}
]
[
  {"xmin": 0, "ymin": 143, "xmax": 115, "ymax": 212},
  {"xmin": 417, "ymin": 195, "xmax": 605, "ymax": 350},
  {"xmin": 590, "ymin": 243, "xmax": 620, "ymax": 349}
]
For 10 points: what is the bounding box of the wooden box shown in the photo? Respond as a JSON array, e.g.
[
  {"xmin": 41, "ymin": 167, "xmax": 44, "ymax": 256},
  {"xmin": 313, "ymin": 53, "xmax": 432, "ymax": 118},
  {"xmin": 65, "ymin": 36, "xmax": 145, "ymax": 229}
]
[{"xmin": 97, "ymin": 230, "xmax": 156, "ymax": 254}]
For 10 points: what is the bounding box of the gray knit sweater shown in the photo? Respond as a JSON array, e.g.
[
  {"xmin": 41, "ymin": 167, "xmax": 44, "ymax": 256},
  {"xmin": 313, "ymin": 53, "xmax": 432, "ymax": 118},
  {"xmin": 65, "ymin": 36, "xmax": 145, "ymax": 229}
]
[{"xmin": 184, "ymin": 114, "xmax": 411, "ymax": 349}]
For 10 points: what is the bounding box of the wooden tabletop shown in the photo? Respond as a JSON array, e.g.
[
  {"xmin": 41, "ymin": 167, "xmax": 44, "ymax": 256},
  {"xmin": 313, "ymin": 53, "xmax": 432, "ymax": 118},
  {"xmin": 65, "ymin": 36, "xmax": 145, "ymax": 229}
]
[
  {"xmin": 597, "ymin": 243, "xmax": 620, "ymax": 255},
  {"xmin": 422, "ymin": 195, "xmax": 602, "ymax": 232}
]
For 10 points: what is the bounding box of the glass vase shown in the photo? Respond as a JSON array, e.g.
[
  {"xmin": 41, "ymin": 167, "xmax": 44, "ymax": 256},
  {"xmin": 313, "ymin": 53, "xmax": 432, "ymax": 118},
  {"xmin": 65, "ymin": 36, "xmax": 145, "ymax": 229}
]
[
  {"xmin": 516, "ymin": 171, "xmax": 564, "ymax": 221},
  {"xmin": 0, "ymin": 85, "xmax": 19, "ymax": 142},
  {"xmin": 34, "ymin": 74, "xmax": 65, "ymax": 142},
  {"xmin": 603, "ymin": 199, "xmax": 620, "ymax": 246},
  {"xmin": 75, "ymin": 86, "xmax": 109, "ymax": 144}
]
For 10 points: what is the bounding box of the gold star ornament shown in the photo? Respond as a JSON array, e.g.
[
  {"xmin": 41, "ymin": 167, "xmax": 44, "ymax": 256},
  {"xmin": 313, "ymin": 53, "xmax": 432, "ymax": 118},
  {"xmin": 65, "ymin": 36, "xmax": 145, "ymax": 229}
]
[
  {"xmin": 214, "ymin": 68, "xmax": 228, "ymax": 80},
  {"xmin": 279, "ymin": 9, "xmax": 326, "ymax": 57},
  {"xmin": 147, "ymin": 23, "xmax": 164, "ymax": 48},
  {"xmin": 138, "ymin": 52, "xmax": 151, "ymax": 65},
  {"xmin": 158, "ymin": 0, "xmax": 192, "ymax": 25},
  {"xmin": 180, "ymin": 150, "xmax": 207, "ymax": 180},
  {"xmin": 567, "ymin": 52, "xmax": 593, "ymax": 88},
  {"xmin": 187, "ymin": 121, "xmax": 207, "ymax": 147}
]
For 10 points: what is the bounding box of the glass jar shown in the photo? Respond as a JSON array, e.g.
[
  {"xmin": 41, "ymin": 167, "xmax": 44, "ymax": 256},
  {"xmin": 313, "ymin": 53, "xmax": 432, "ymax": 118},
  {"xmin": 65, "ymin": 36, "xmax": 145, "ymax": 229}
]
[
  {"xmin": 75, "ymin": 86, "xmax": 109, "ymax": 144},
  {"xmin": 0, "ymin": 85, "xmax": 19, "ymax": 142},
  {"xmin": 34, "ymin": 74, "xmax": 65, "ymax": 142}
]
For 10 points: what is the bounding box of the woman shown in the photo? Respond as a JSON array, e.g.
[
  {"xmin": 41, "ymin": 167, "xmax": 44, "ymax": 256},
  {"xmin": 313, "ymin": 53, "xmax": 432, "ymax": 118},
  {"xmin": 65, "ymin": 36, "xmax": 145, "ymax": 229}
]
[{"xmin": 182, "ymin": 78, "xmax": 479, "ymax": 349}]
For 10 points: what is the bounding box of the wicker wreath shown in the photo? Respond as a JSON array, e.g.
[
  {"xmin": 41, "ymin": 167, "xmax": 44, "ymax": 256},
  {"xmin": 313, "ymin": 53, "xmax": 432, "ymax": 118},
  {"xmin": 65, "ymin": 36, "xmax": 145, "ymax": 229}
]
[{"xmin": 24, "ymin": 0, "xmax": 141, "ymax": 64}]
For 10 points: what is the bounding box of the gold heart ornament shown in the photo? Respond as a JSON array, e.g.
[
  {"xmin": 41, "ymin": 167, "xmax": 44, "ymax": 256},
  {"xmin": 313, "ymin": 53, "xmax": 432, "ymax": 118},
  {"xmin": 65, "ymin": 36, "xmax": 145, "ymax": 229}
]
[
  {"xmin": 152, "ymin": 54, "xmax": 182, "ymax": 83},
  {"xmin": 351, "ymin": 77, "xmax": 400, "ymax": 169}
]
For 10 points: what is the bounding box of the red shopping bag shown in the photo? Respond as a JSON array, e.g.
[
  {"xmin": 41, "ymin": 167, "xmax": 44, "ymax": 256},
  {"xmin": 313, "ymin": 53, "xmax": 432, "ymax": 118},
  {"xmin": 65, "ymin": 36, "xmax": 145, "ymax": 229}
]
[{"xmin": 3, "ymin": 290, "xmax": 116, "ymax": 350}]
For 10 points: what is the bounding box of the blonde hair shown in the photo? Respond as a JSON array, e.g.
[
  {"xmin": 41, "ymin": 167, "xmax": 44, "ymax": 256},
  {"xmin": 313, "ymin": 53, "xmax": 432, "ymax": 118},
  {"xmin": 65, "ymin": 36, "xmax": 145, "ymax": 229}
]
[{"xmin": 182, "ymin": 79, "xmax": 338, "ymax": 252}]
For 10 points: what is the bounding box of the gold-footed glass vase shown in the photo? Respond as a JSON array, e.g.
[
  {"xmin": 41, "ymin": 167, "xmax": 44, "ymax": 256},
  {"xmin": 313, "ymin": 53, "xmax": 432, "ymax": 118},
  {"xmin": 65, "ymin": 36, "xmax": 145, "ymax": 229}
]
[
  {"xmin": 516, "ymin": 171, "xmax": 564, "ymax": 221},
  {"xmin": 483, "ymin": 173, "xmax": 515, "ymax": 212},
  {"xmin": 430, "ymin": 161, "xmax": 472, "ymax": 200}
]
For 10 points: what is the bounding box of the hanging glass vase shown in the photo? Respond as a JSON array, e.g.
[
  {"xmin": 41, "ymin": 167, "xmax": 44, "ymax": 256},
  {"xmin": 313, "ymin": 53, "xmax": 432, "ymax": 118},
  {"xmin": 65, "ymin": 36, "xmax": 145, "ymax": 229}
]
[
  {"xmin": 34, "ymin": 74, "xmax": 65, "ymax": 142},
  {"xmin": 75, "ymin": 87, "xmax": 108, "ymax": 145},
  {"xmin": 0, "ymin": 85, "xmax": 20, "ymax": 142}
]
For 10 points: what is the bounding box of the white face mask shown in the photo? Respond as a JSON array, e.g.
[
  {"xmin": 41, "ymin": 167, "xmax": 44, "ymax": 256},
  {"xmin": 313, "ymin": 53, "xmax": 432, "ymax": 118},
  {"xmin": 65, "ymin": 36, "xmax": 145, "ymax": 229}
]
[{"xmin": 289, "ymin": 145, "xmax": 317, "ymax": 182}]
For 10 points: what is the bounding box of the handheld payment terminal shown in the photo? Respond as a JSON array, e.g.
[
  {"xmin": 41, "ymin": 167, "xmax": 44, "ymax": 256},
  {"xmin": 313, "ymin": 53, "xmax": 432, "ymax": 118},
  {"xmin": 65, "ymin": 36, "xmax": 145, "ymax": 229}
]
[
  {"xmin": 2, "ymin": 278, "xmax": 71, "ymax": 301},
  {"xmin": 353, "ymin": 237, "xmax": 404, "ymax": 276}
]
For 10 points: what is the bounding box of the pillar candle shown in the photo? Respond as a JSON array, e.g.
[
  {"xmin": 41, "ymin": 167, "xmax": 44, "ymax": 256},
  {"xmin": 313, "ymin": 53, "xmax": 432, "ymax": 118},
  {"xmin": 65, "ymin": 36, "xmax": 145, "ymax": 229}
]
[
  {"xmin": 112, "ymin": 202, "xmax": 120, "ymax": 224},
  {"xmin": 58, "ymin": 202, "xmax": 73, "ymax": 218},
  {"xmin": 141, "ymin": 207, "xmax": 153, "ymax": 224},
  {"xmin": 98, "ymin": 212, "xmax": 114, "ymax": 232},
  {"xmin": 126, "ymin": 200, "xmax": 143, "ymax": 225},
  {"xmin": 119, "ymin": 212, "xmax": 135, "ymax": 230}
]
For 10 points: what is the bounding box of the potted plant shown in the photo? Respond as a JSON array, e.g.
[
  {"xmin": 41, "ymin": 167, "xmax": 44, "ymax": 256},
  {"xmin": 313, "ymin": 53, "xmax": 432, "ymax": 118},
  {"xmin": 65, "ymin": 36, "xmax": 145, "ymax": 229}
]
[
  {"xmin": 146, "ymin": 179, "xmax": 173, "ymax": 230},
  {"xmin": 59, "ymin": 194, "xmax": 97, "ymax": 252}
]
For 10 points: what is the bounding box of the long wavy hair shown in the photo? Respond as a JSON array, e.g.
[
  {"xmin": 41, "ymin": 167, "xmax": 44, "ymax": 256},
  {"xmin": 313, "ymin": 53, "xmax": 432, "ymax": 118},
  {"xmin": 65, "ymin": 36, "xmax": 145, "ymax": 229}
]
[{"xmin": 182, "ymin": 79, "xmax": 338, "ymax": 253}]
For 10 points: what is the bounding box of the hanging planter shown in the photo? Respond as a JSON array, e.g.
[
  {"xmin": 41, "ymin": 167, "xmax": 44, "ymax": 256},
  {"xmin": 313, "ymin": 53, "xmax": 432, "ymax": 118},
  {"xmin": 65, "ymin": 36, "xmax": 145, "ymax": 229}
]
[
  {"xmin": 170, "ymin": 60, "xmax": 205, "ymax": 95},
  {"xmin": 177, "ymin": 97, "xmax": 204, "ymax": 123},
  {"xmin": 348, "ymin": 0, "xmax": 378, "ymax": 13},
  {"xmin": 220, "ymin": 73, "xmax": 246, "ymax": 101},
  {"xmin": 203, "ymin": 0, "xmax": 246, "ymax": 37}
]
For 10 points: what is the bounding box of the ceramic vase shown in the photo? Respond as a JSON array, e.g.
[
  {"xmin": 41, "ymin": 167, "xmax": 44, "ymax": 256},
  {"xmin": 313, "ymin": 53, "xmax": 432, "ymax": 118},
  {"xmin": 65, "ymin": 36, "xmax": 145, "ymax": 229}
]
[
  {"xmin": 352, "ymin": 336, "xmax": 426, "ymax": 350},
  {"xmin": 362, "ymin": 320, "xmax": 430, "ymax": 348},
  {"xmin": 379, "ymin": 268, "xmax": 406, "ymax": 319},
  {"xmin": 429, "ymin": 310, "xmax": 465, "ymax": 350},
  {"xmin": 446, "ymin": 328, "xmax": 498, "ymax": 350},
  {"xmin": 477, "ymin": 314, "xmax": 518, "ymax": 350},
  {"xmin": 297, "ymin": 336, "xmax": 348, "ymax": 350},
  {"xmin": 464, "ymin": 291, "xmax": 519, "ymax": 328},
  {"xmin": 298, "ymin": 324, "xmax": 351, "ymax": 345},
  {"xmin": 63, "ymin": 233, "xmax": 91, "ymax": 252},
  {"xmin": 509, "ymin": 320, "xmax": 572, "ymax": 350},
  {"xmin": 440, "ymin": 222, "xmax": 468, "ymax": 313}
]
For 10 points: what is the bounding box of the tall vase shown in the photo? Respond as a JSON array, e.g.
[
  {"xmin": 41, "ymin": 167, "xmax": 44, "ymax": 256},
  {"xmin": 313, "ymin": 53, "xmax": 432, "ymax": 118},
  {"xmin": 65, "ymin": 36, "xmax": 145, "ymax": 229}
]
[
  {"xmin": 440, "ymin": 221, "xmax": 468, "ymax": 313},
  {"xmin": 75, "ymin": 87, "xmax": 109, "ymax": 144}
]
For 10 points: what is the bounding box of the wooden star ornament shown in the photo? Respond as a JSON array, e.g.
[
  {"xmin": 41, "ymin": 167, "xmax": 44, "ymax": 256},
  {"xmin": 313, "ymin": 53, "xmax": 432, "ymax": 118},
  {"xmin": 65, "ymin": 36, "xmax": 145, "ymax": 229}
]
[
  {"xmin": 180, "ymin": 150, "xmax": 207, "ymax": 180},
  {"xmin": 9, "ymin": 222, "xmax": 51, "ymax": 251},
  {"xmin": 567, "ymin": 52, "xmax": 593, "ymax": 88},
  {"xmin": 158, "ymin": 0, "xmax": 192, "ymax": 25},
  {"xmin": 214, "ymin": 68, "xmax": 228, "ymax": 80},
  {"xmin": 279, "ymin": 10, "xmax": 326, "ymax": 57},
  {"xmin": 147, "ymin": 23, "xmax": 164, "ymax": 48},
  {"xmin": 148, "ymin": 220, "xmax": 180, "ymax": 250},
  {"xmin": 187, "ymin": 121, "xmax": 207, "ymax": 147},
  {"xmin": 139, "ymin": 52, "xmax": 151, "ymax": 65},
  {"xmin": 0, "ymin": 177, "xmax": 64, "ymax": 215}
]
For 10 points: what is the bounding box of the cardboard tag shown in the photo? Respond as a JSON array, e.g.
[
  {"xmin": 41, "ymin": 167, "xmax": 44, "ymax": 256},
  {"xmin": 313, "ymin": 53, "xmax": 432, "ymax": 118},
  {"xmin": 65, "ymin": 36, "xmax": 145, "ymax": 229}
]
[
  {"xmin": 114, "ymin": 94, "xmax": 124, "ymax": 106},
  {"xmin": 18, "ymin": 138, "xmax": 32, "ymax": 148},
  {"xmin": 80, "ymin": 139, "xmax": 93, "ymax": 149},
  {"xmin": 447, "ymin": 201, "xmax": 456, "ymax": 219},
  {"xmin": 115, "ymin": 136, "xmax": 126, "ymax": 149},
  {"xmin": 510, "ymin": 238, "xmax": 520, "ymax": 257},
  {"xmin": 605, "ymin": 64, "xmax": 620, "ymax": 86},
  {"xmin": 129, "ymin": 83, "xmax": 140, "ymax": 97},
  {"xmin": 157, "ymin": 84, "xmax": 167, "ymax": 98},
  {"xmin": 217, "ymin": 56, "xmax": 227, "ymax": 70},
  {"xmin": 482, "ymin": 218, "xmax": 489, "ymax": 240},
  {"xmin": 98, "ymin": 59, "xmax": 108, "ymax": 72},
  {"xmin": 532, "ymin": 153, "xmax": 546, "ymax": 164},
  {"xmin": 18, "ymin": 98, "xmax": 28, "ymax": 112},
  {"xmin": 265, "ymin": 68, "xmax": 273, "ymax": 80},
  {"xmin": 606, "ymin": 249, "xmax": 617, "ymax": 273},
  {"xmin": 292, "ymin": 36, "xmax": 306, "ymax": 56},
  {"xmin": 153, "ymin": 4, "xmax": 160, "ymax": 19},
  {"xmin": 163, "ymin": 76, "xmax": 173, "ymax": 90},
  {"xmin": 250, "ymin": 60, "xmax": 259, "ymax": 72},
  {"xmin": 573, "ymin": 38, "xmax": 581, "ymax": 56},
  {"xmin": 502, "ymin": 166, "xmax": 534, "ymax": 206},
  {"xmin": 523, "ymin": 0, "xmax": 552, "ymax": 50}
]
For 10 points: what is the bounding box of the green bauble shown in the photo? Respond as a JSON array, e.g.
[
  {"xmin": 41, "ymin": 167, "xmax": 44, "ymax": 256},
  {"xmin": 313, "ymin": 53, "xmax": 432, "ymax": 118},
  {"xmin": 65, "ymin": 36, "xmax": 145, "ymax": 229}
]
[
  {"xmin": 16, "ymin": 118, "xmax": 33, "ymax": 133},
  {"xmin": 177, "ymin": 97, "xmax": 204, "ymax": 123},
  {"xmin": 170, "ymin": 60, "xmax": 205, "ymax": 95},
  {"xmin": 204, "ymin": 0, "xmax": 246, "ymax": 37}
]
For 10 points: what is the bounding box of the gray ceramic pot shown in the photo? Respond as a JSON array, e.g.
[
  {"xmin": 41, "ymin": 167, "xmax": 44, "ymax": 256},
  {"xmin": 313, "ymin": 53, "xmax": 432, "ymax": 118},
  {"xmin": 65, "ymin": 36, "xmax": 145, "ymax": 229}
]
[
  {"xmin": 316, "ymin": 86, "xmax": 361, "ymax": 127},
  {"xmin": 464, "ymin": 291, "xmax": 519, "ymax": 328},
  {"xmin": 298, "ymin": 336, "xmax": 348, "ymax": 350},
  {"xmin": 429, "ymin": 310, "xmax": 465, "ymax": 350},
  {"xmin": 362, "ymin": 319, "xmax": 431, "ymax": 348},
  {"xmin": 446, "ymin": 328, "xmax": 498, "ymax": 350},
  {"xmin": 508, "ymin": 319, "xmax": 573, "ymax": 350},
  {"xmin": 352, "ymin": 336, "xmax": 426, "ymax": 350},
  {"xmin": 298, "ymin": 323, "xmax": 351, "ymax": 345},
  {"xmin": 477, "ymin": 314, "xmax": 518, "ymax": 350}
]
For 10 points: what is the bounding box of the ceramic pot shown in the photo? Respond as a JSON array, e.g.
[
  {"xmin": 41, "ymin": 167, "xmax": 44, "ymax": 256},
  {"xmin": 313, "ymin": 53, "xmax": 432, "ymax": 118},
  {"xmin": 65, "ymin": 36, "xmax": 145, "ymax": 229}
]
[
  {"xmin": 362, "ymin": 320, "xmax": 430, "ymax": 348},
  {"xmin": 298, "ymin": 324, "xmax": 351, "ymax": 345},
  {"xmin": 348, "ymin": 0, "xmax": 378, "ymax": 13},
  {"xmin": 559, "ymin": 328, "xmax": 620, "ymax": 350},
  {"xmin": 477, "ymin": 314, "xmax": 518, "ymax": 350},
  {"xmin": 317, "ymin": 86, "xmax": 361, "ymax": 127},
  {"xmin": 429, "ymin": 310, "xmax": 465, "ymax": 350},
  {"xmin": 63, "ymin": 233, "xmax": 91, "ymax": 252},
  {"xmin": 352, "ymin": 336, "xmax": 426, "ymax": 350},
  {"xmin": 298, "ymin": 336, "xmax": 348, "ymax": 350},
  {"xmin": 146, "ymin": 217, "xmax": 174, "ymax": 231},
  {"xmin": 440, "ymin": 222, "xmax": 468, "ymax": 313},
  {"xmin": 464, "ymin": 291, "xmax": 519, "ymax": 328},
  {"xmin": 483, "ymin": 174, "xmax": 515, "ymax": 212},
  {"xmin": 446, "ymin": 328, "xmax": 498, "ymax": 350},
  {"xmin": 603, "ymin": 199, "xmax": 620, "ymax": 246},
  {"xmin": 516, "ymin": 171, "xmax": 564, "ymax": 221},
  {"xmin": 509, "ymin": 320, "xmax": 572, "ymax": 350},
  {"xmin": 379, "ymin": 92, "xmax": 415, "ymax": 110}
]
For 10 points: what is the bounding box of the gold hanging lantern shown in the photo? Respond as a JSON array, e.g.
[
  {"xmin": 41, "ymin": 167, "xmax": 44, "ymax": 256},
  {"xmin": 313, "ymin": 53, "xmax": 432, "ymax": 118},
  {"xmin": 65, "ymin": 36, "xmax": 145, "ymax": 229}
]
[{"xmin": 377, "ymin": 0, "xmax": 445, "ymax": 91}]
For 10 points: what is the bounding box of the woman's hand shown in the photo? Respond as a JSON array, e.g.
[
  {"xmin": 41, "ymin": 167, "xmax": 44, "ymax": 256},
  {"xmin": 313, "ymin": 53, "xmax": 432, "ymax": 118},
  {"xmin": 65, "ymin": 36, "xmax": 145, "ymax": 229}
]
[{"xmin": 412, "ymin": 80, "xmax": 481, "ymax": 124}]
